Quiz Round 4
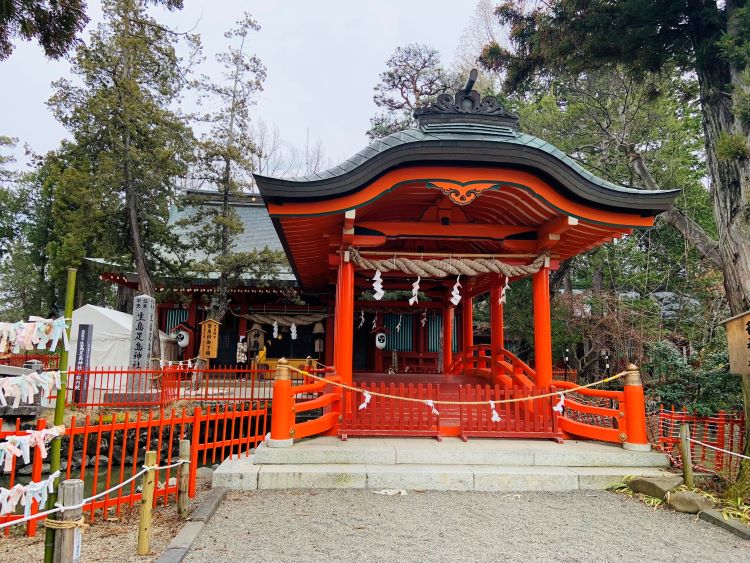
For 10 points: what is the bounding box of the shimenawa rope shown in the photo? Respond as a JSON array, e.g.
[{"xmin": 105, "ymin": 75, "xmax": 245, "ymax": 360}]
[{"xmin": 348, "ymin": 247, "xmax": 549, "ymax": 278}]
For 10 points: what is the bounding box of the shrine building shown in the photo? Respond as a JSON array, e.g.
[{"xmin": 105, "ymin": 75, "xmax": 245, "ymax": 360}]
[{"xmin": 252, "ymin": 70, "xmax": 679, "ymax": 445}]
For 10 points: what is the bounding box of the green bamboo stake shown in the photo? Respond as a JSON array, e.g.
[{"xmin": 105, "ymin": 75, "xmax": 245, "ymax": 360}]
[{"xmin": 44, "ymin": 267, "xmax": 76, "ymax": 563}]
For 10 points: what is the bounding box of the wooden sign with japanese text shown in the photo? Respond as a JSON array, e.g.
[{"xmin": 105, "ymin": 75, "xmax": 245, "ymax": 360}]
[
  {"xmin": 129, "ymin": 295, "xmax": 156, "ymax": 368},
  {"xmin": 199, "ymin": 319, "xmax": 220, "ymax": 359},
  {"xmin": 722, "ymin": 310, "xmax": 750, "ymax": 377}
]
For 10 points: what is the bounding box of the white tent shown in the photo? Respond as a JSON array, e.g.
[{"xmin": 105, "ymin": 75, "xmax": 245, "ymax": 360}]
[
  {"xmin": 67, "ymin": 304, "xmax": 175, "ymax": 370},
  {"xmin": 67, "ymin": 305, "xmax": 177, "ymax": 404}
]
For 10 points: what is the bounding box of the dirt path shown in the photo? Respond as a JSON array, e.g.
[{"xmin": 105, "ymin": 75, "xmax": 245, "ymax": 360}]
[{"xmin": 186, "ymin": 489, "xmax": 749, "ymax": 562}]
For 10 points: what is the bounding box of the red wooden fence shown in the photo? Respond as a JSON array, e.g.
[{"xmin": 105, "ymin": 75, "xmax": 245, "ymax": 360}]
[
  {"xmin": 458, "ymin": 384, "xmax": 562, "ymax": 442},
  {"xmin": 63, "ymin": 367, "xmax": 276, "ymax": 408},
  {"xmin": 0, "ymin": 401, "xmax": 268, "ymax": 536},
  {"xmin": 339, "ymin": 383, "xmax": 442, "ymax": 440},
  {"xmin": 655, "ymin": 407, "xmax": 745, "ymax": 479},
  {"xmin": 0, "ymin": 353, "xmax": 60, "ymax": 370}
]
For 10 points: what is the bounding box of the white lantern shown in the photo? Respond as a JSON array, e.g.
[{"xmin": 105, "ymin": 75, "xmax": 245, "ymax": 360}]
[{"xmin": 375, "ymin": 332, "xmax": 387, "ymax": 350}]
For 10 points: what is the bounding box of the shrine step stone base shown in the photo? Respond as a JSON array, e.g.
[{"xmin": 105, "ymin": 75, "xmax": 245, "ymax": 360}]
[{"xmin": 213, "ymin": 437, "xmax": 672, "ymax": 493}]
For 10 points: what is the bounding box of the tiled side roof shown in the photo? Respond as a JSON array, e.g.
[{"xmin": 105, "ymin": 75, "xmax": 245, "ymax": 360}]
[{"xmin": 168, "ymin": 192, "xmax": 295, "ymax": 282}]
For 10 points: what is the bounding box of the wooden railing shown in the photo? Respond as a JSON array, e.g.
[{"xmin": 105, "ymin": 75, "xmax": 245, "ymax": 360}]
[
  {"xmin": 458, "ymin": 384, "xmax": 562, "ymax": 442},
  {"xmin": 339, "ymin": 382, "xmax": 441, "ymax": 440},
  {"xmin": 268, "ymin": 359, "xmax": 342, "ymax": 443},
  {"xmin": 448, "ymin": 345, "xmax": 536, "ymax": 388},
  {"xmin": 552, "ymin": 365, "xmax": 649, "ymax": 448}
]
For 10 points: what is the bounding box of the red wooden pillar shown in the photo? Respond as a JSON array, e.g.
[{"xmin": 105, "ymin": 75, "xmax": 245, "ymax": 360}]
[
  {"xmin": 462, "ymin": 295, "xmax": 473, "ymax": 351},
  {"xmin": 334, "ymin": 255, "xmax": 355, "ymax": 386},
  {"xmin": 532, "ymin": 266, "xmax": 552, "ymax": 386},
  {"xmin": 442, "ymin": 303, "xmax": 454, "ymax": 372},
  {"xmin": 490, "ymin": 274, "xmax": 504, "ymax": 374}
]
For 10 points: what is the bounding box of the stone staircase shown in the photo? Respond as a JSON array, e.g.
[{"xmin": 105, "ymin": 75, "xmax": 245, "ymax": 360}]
[{"xmin": 213, "ymin": 437, "xmax": 672, "ymax": 492}]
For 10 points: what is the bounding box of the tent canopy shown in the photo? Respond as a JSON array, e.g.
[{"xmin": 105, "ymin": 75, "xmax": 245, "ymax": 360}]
[{"xmin": 68, "ymin": 304, "xmax": 174, "ymax": 370}]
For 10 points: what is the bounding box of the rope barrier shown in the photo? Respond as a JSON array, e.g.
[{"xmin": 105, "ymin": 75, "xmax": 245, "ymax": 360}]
[
  {"xmin": 285, "ymin": 364, "xmax": 628, "ymax": 406},
  {"xmin": 0, "ymin": 459, "xmax": 190, "ymax": 530},
  {"xmin": 687, "ymin": 437, "xmax": 750, "ymax": 461}
]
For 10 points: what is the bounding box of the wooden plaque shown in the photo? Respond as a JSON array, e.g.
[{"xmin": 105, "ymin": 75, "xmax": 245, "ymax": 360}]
[
  {"xmin": 198, "ymin": 319, "xmax": 220, "ymax": 359},
  {"xmin": 721, "ymin": 310, "xmax": 750, "ymax": 377}
]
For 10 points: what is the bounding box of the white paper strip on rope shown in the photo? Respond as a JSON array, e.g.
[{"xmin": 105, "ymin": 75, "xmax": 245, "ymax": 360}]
[
  {"xmin": 408, "ymin": 276, "xmax": 421, "ymax": 306},
  {"xmin": 0, "ymin": 371, "xmax": 61, "ymax": 409},
  {"xmin": 499, "ymin": 277, "xmax": 510, "ymax": 305},
  {"xmin": 553, "ymin": 393, "xmax": 565, "ymax": 414},
  {"xmin": 372, "ymin": 270, "xmax": 385, "ymax": 300},
  {"xmin": 0, "ymin": 317, "xmax": 69, "ymax": 355},
  {"xmin": 450, "ymin": 275, "xmax": 462, "ymax": 306},
  {"xmin": 0, "ymin": 471, "xmax": 60, "ymax": 517},
  {"xmin": 0, "ymin": 426, "xmax": 65, "ymax": 473}
]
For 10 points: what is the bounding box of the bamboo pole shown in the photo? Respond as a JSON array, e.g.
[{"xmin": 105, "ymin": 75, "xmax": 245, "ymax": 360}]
[
  {"xmin": 679, "ymin": 423, "xmax": 694, "ymax": 488},
  {"xmin": 45, "ymin": 267, "xmax": 77, "ymax": 563},
  {"xmin": 137, "ymin": 451, "xmax": 157, "ymax": 555},
  {"xmin": 177, "ymin": 440, "xmax": 190, "ymax": 519},
  {"xmin": 53, "ymin": 479, "xmax": 83, "ymax": 563}
]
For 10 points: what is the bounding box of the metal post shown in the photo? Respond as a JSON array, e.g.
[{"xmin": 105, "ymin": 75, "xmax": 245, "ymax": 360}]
[
  {"xmin": 53, "ymin": 479, "xmax": 83, "ymax": 563},
  {"xmin": 137, "ymin": 451, "xmax": 157, "ymax": 555},
  {"xmin": 45, "ymin": 267, "xmax": 76, "ymax": 563},
  {"xmin": 679, "ymin": 423, "xmax": 695, "ymax": 488}
]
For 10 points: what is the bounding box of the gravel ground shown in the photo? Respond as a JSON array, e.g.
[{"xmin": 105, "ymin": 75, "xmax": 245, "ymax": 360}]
[
  {"xmin": 0, "ymin": 480, "xmax": 211, "ymax": 563},
  {"xmin": 186, "ymin": 490, "xmax": 749, "ymax": 562}
]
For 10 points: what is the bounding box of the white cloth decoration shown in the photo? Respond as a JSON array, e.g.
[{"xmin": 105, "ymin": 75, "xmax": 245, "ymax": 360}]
[
  {"xmin": 499, "ymin": 277, "xmax": 510, "ymax": 305},
  {"xmin": 553, "ymin": 393, "xmax": 565, "ymax": 414},
  {"xmin": 489, "ymin": 401, "xmax": 502, "ymax": 422},
  {"xmin": 420, "ymin": 309, "xmax": 427, "ymax": 328},
  {"xmin": 272, "ymin": 321, "xmax": 279, "ymax": 339},
  {"xmin": 372, "ymin": 270, "xmax": 385, "ymax": 301},
  {"xmin": 395, "ymin": 315, "xmax": 402, "ymax": 333},
  {"xmin": 450, "ymin": 275, "xmax": 462, "ymax": 306},
  {"xmin": 358, "ymin": 391, "xmax": 372, "ymax": 410},
  {"xmin": 290, "ymin": 323, "xmax": 297, "ymax": 340},
  {"xmin": 0, "ymin": 426, "xmax": 64, "ymax": 473},
  {"xmin": 371, "ymin": 315, "xmax": 377, "ymax": 331},
  {"xmin": 408, "ymin": 276, "xmax": 421, "ymax": 306},
  {"xmin": 358, "ymin": 310, "xmax": 365, "ymax": 329},
  {"xmin": 0, "ymin": 370, "xmax": 61, "ymax": 409},
  {"xmin": 424, "ymin": 399, "xmax": 439, "ymax": 416},
  {"xmin": 0, "ymin": 470, "xmax": 60, "ymax": 517}
]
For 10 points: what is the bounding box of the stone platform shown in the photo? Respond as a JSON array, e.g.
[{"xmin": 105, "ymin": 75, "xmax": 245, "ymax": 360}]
[{"xmin": 213, "ymin": 437, "xmax": 672, "ymax": 492}]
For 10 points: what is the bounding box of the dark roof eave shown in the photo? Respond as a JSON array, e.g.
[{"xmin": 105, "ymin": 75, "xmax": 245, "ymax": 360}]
[{"xmin": 255, "ymin": 138, "xmax": 679, "ymax": 214}]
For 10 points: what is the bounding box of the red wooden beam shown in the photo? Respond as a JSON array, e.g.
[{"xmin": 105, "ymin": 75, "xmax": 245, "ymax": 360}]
[{"xmin": 356, "ymin": 220, "xmax": 533, "ymax": 241}]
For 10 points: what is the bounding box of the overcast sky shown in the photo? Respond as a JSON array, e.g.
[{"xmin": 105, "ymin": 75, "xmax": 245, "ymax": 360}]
[{"xmin": 1, "ymin": 1, "xmax": 482, "ymax": 172}]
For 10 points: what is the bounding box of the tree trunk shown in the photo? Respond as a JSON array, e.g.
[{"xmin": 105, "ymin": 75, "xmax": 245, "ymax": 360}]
[{"xmin": 695, "ymin": 40, "xmax": 750, "ymax": 494}]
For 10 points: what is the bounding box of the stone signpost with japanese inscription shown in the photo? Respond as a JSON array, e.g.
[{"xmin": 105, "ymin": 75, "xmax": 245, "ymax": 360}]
[{"xmin": 127, "ymin": 295, "xmax": 156, "ymax": 395}]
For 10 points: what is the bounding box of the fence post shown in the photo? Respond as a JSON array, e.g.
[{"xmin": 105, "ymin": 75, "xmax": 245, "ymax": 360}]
[
  {"xmin": 622, "ymin": 363, "xmax": 650, "ymax": 451},
  {"xmin": 177, "ymin": 439, "xmax": 190, "ymax": 519},
  {"xmin": 28, "ymin": 418, "xmax": 46, "ymax": 537},
  {"xmin": 189, "ymin": 408, "xmax": 200, "ymax": 498},
  {"xmin": 268, "ymin": 358, "xmax": 293, "ymax": 448},
  {"xmin": 137, "ymin": 451, "xmax": 157, "ymax": 556},
  {"xmin": 679, "ymin": 423, "xmax": 695, "ymax": 488},
  {"xmin": 53, "ymin": 479, "xmax": 83, "ymax": 563}
]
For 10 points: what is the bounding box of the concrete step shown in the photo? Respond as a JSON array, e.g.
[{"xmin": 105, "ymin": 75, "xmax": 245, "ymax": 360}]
[
  {"xmin": 213, "ymin": 457, "xmax": 673, "ymax": 492},
  {"xmin": 253, "ymin": 437, "xmax": 669, "ymax": 468}
]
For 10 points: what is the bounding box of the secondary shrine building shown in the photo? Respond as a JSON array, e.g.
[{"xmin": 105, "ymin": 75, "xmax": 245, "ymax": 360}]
[{"xmin": 254, "ymin": 71, "xmax": 678, "ymax": 446}]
